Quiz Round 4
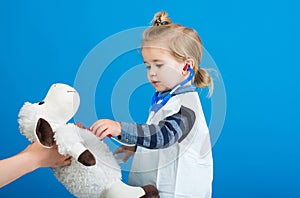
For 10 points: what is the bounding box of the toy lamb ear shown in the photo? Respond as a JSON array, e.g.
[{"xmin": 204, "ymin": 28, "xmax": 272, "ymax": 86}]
[{"xmin": 35, "ymin": 118, "xmax": 55, "ymax": 148}]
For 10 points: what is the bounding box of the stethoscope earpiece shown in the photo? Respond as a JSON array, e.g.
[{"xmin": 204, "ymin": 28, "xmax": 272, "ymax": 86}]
[{"xmin": 183, "ymin": 64, "xmax": 189, "ymax": 71}]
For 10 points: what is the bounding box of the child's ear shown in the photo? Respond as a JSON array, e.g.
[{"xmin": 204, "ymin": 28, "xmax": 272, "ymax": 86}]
[{"xmin": 35, "ymin": 118, "xmax": 55, "ymax": 148}]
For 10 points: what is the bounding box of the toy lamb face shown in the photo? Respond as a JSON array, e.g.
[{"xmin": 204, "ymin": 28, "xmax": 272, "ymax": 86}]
[{"xmin": 18, "ymin": 83, "xmax": 158, "ymax": 198}]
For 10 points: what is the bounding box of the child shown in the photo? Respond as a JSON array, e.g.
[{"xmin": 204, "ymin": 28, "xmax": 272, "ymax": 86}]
[{"xmin": 89, "ymin": 11, "xmax": 214, "ymax": 198}]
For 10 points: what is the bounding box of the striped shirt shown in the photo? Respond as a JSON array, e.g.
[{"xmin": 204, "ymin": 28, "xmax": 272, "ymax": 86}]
[{"xmin": 120, "ymin": 85, "xmax": 197, "ymax": 149}]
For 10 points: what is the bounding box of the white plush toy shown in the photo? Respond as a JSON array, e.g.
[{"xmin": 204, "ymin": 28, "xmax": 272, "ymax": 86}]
[{"xmin": 18, "ymin": 83, "xmax": 158, "ymax": 198}]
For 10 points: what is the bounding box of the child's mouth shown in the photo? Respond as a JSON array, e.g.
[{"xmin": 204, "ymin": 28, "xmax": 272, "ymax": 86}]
[{"xmin": 151, "ymin": 81, "xmax": 160, "ymax": 85}]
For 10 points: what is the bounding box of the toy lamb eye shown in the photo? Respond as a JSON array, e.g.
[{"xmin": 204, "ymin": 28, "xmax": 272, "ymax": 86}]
[{"xmin": 38, "ymin": 101, "xmax": 45, "ymax": 105}]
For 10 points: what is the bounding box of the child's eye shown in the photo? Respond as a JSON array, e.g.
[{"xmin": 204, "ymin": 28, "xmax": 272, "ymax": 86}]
[
  {"xmin": 156, "ymin": 64, "xmax": 163, "ymax": 68},
  {"xmin": 145, "ymin": 65, "xmax": 151, "ymax": 70}
]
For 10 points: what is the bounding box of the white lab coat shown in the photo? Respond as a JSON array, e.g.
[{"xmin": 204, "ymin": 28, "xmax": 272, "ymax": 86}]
[{"xmin": 128, "ymin": 92, "xmax": 213, "ymax": 198}]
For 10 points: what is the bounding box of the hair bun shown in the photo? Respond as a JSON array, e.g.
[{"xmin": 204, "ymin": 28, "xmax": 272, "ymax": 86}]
[{"xmin": 152, "ymin": 11, "xmax": 172, "ymax": 26}]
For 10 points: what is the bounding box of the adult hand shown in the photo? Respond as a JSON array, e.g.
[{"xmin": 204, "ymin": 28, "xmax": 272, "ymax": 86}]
[
  {"xmin": 25, "ymin": 142, "xmax": 71, "ymax": 168},
  {"xmin": 75, "ymin": 122, "xmax": 88, "ymax": 129},
  {"xmin": 0, "ymin": 142, "xmax": 71, "ymax": 188}
]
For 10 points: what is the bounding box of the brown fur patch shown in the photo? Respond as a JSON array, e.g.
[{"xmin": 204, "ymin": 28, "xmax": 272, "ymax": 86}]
[
  {"xmin": 78, "ymin": 150, "xmax": 96, "ymax": 166},
  {"xmin": 140, "ymin": 185, "xmax": 159, "ymax": 198},
  {"xmin": 35, "ymin": 118, "xmax": 55, "ymax": 147}
]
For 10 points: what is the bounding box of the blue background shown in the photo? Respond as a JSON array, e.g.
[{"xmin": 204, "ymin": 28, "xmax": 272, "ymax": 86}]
[{"xmin": 1, "ymin": 0, "xmax": 299, "ymax": 197}]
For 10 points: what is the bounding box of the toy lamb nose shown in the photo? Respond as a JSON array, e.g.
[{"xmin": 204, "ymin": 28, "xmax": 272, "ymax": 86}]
[{"xmin": 18, "ymin": 83, "xmax": 159, "ymax": 198}]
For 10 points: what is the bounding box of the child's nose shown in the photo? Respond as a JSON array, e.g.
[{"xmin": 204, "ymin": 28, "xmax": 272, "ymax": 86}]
[
  {"xmin": 150, "ymin": 71, "xmax": 157, "ymax": 77},
  {"xmin": 149, "ymin": 68, "xmax": 157, "ymax": 77}
]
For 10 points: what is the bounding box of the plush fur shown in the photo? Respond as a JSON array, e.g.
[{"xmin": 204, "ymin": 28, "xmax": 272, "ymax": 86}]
[{"xmin": 17, "ymin": 83, "xmax": 158, "ymax": 198}]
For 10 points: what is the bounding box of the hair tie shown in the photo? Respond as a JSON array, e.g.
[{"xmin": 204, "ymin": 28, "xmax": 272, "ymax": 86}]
[
  {"xmin": 160, "ymin": 21, "xmax": 168, "ymax": 25},
  {"xmin": 154, "ymin": 17, "xmax": 169, "ymax": 26}
]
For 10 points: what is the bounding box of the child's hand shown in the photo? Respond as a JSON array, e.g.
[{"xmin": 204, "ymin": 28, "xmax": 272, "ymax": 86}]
[
  {"xmin": 90, "ymin": 119, "xmax": 121, "ymax": 140},
  {"xmin": 114, "ymin": 145, "xmax": 137, "ymax": 163}
]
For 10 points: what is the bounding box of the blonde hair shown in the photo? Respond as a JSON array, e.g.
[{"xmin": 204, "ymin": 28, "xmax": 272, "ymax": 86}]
[{"xmin": 142, "ymin": 11, "xmax": 214, "ymax": 96}]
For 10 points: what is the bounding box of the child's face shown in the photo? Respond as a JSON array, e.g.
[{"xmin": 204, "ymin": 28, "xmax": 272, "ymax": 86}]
[{"xmin": 142, "ymin": 45, "xmax": 188, "ymax": 92}]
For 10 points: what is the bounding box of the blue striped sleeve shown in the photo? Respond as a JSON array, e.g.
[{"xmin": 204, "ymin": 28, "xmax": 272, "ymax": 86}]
[{"xmin": 120, "ymin": 106, "xmax": 196, "ymax": 149}]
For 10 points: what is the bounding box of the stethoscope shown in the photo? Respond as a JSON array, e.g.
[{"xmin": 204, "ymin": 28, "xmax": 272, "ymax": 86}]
[{"xmin": 108, "ymin": 65, "xmax": 194, "ymax": 147}]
